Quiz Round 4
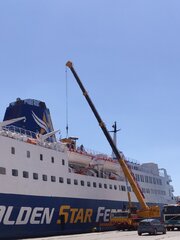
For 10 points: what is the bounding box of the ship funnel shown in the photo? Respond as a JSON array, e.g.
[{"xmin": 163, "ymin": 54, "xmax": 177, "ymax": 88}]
[{"xmin": 3, "ymin": 98, "xmax": 55, "ymax": 140}]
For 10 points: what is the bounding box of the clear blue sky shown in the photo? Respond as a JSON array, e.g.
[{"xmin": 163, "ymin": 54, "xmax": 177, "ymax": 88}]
[{"xmin": 0, "ymin": 1, "xmax": 180, "ymax": 195}]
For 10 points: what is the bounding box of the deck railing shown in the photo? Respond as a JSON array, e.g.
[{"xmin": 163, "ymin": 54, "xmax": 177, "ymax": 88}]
[{"xmin": 0, "ymin": 125, "xmax": 66, "ymax": 152}]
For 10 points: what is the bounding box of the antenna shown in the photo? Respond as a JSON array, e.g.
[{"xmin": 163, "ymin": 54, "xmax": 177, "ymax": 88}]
[{"xmin": 109, "ymin": 121, "xmax": 121, "ymax": 158}]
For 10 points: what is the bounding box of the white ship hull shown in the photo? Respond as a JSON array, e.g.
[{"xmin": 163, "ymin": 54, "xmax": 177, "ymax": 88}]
[{"xmin": 0, "ymin": 98, "xmax": 175, "ymax": 239}]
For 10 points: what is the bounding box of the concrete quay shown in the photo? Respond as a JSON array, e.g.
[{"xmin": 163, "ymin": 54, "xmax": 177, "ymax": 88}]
[{"xmin": 26, "ymin": 230, "xmax": 180, "ymax": 240}]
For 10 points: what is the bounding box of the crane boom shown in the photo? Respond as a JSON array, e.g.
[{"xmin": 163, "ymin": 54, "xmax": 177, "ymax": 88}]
[{"xmin": 66, "ymin": 61, "xmax": 160, "ymax": 218}]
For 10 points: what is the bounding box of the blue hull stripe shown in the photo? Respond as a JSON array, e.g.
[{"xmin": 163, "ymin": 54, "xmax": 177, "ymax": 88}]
[{"xmin": 0, "ymin": 193, "xmax": 163, "ymax": 239}]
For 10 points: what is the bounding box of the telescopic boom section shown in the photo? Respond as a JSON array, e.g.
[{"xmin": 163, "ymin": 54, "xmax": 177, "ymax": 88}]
[{"xmin": 66, "ymin": 61, "xmax": 160, "ymax": 218}]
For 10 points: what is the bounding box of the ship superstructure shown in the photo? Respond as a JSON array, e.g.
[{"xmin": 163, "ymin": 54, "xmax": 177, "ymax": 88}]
[{"xmin": 0, "ymin": 98, "xmax": 175, "ymax": 239}]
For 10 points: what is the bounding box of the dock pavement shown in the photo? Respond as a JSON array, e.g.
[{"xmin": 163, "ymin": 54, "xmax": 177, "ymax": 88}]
[{"xmin": 25, "ymin": 230, "xmax": 180, "ymax": 240}]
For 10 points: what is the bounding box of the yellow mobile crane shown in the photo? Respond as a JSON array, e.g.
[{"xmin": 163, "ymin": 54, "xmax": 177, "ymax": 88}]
[{"xmin": 66, "ymin": 61, "xmax": 160, "ymax": 219}]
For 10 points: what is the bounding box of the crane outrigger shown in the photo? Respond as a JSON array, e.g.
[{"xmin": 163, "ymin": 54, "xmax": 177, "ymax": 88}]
[{"xmin": 66, "ymin": 61, "xmax": 160, "ymax": 219}]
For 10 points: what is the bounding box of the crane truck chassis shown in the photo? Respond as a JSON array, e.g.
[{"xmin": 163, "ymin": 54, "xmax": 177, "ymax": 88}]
[{"xmin": 110, "ymin": 210, "xmax": 140, "ymax": 231}]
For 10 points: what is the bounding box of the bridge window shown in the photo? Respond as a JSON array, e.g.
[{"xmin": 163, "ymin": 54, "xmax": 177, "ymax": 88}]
[
  {"xmin": 104, "ymin": 183, "xmax": 107, "ymax": 189},
  {"xmin": 99, "ymin": 183, "xmax": 102, "ymax": 188},
  {"xmin": 81, "ymin": 180, "xmax": 84, "ymax": 186},
  {"xmin": 51, "ymin": 157, "xmax": 54, "ymax": 163},
  {"xmin": 87, "ymin": 181, "xmax": 91, "ymax": 187},
  {"xmin": 62, "ymin": 159, "xmax": 65, "ymax": 165}
]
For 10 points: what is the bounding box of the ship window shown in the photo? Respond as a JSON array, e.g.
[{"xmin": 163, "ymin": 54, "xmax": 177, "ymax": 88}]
[
  {"xmin": 81, "ymin": 180, "xmax": 84, "ymax": 186},
  {"xmin": 74, "ymin": 179, "xmax": 78, "ymax": 185},
  {"xmin": 153, "ymin": 177, "xmax": 156, "ymax": 184},
  {"xmin": 134, "ymin": 166, "xmax": 138, "ymax": 170},
  {"xmin": 51, "ymin": 157, "xmax": 54, "ymax": 163},
  {"xmin": 59, "ymin": 177, "xmax": 64, "ymax": 183},
  {"xmin": 99, "ymin": 183, "xmax": 102, "ymax": 188},
  {"xmin": 87, "ymin": 181, "xmax": 91, "ymax": 187},
  {"xmin": 135, "ymin": 174, "xmax": 140, "ymax": 181},
  {"xmin": 62, "ymin": 159, "xmax": 65, "ymax": 165},
  {"xmin": 140, "ymin": 175, "xmax": 144, "ymax": 182},
  {"xmin": 33, "ymin": 173, "xmax": 38, "ymax": 180},
  {"xmin": 104, "ymin": 183, "xmax": 107, "ymax": 189},
  {"xmin": 156, "ymin": 178, "xmax": 160, "ymax": 185},
  {"xmin": 149, "ymin": 176, "xmax": 152, "ymax": 183},
  {"xmin": 42, "ymin": 174, "xmax": 47, "ymax": 181},
  {"xmin": 145, "ymin": 176, "xmax": 148, "ymax": 183},
  {"xmin": 67, "ymin": 178, "xmax": 71, "ymax": 184},
  {"xmin": 114, "ymin": 185, "xmax": 117, "ymax": 190},
  {"xmin": 146, "ymin": 188, "xmax": 150, "ymax": 194},
  {"xmin": 121, "ymin": 185, "xmax": 126, "ymax": 191},
  {"xmin": 12, "ymin": 169, "xmax": 18, "ymax": 176},
  {"xmin": 0, "ymin": 167, "xmax": 6, "ymax": 175},
  {"xmin": 109, "ymin": 184, "xmax": 112, "ymax": 189},
  {"xmin": 23, "ymin": 171, "xmax": 29, "ymax": 178},
  {"xmin": 127, "ymin": 186, "xmax": 131, "ymax": 192},
  {"xmin": 11, "ymin": 147, "xmax": 15, "ymax": 155},
  {"xmin": 27, "ymin": 151, "xmax": 30, "ymax": 158},
  {"xmin": 51, "ymin": 176, "xmax": 56, "ymax": 182},
  {"xmin": 93, "ymin": 182, "xmax": 97, "ymax": 188},
  {"xmin": 40, "ymin": 154, "xmax": 43, "ymax": 161}
]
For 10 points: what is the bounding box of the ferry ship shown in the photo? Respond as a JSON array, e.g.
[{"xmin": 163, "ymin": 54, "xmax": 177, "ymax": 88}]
[{"xmin": 0, "ymin": 98, "xmax": 175, "ymax": 239}]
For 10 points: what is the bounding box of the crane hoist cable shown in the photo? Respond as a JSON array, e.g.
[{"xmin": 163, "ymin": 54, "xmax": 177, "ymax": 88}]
[{"xmin": 65, "ymin": 66, "xmax": 69, "ymax": 138}]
